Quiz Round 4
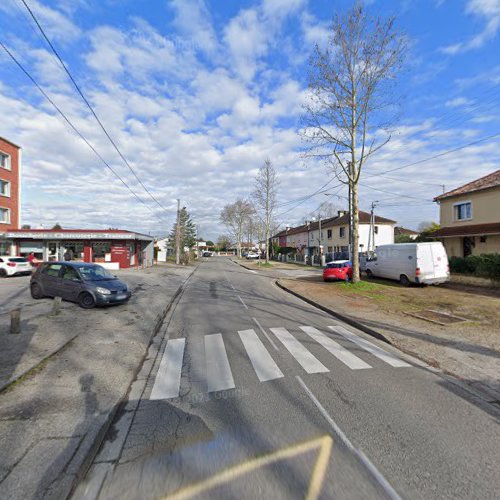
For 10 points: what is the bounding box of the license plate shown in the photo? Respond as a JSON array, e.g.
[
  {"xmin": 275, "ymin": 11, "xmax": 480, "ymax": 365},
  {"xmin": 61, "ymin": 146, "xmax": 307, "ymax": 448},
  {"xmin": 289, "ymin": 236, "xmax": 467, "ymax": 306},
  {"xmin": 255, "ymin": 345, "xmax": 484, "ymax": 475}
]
[{"xmin": 116, "ymin": 294, "xmax": 127, "ymax": 300}]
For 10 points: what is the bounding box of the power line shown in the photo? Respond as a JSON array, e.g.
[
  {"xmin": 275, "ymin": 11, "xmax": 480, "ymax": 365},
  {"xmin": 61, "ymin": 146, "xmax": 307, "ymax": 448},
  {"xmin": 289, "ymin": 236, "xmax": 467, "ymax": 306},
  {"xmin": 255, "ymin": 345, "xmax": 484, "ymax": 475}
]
[
  {"xmin": 360, "ymin": 183, "xmax": 434, "ymax": 202},
  {"xmin": 375, "ymin": 131, "xmax": 500, "ymax": 175},
  {"xmin": 19, "ymin": 0, "xmax": 169, "ymax": 214},
  {"xmin": 0, "ymin": 41, "xmax": 167, "ymax": 224}
]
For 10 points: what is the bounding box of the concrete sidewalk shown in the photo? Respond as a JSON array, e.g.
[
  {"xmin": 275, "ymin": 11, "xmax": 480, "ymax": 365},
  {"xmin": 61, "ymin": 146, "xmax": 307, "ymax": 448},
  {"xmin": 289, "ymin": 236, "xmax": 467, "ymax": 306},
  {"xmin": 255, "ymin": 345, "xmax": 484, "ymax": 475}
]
[{"xmin": 0, "ymin": 263, "xmax": 196, "ymax": 500}]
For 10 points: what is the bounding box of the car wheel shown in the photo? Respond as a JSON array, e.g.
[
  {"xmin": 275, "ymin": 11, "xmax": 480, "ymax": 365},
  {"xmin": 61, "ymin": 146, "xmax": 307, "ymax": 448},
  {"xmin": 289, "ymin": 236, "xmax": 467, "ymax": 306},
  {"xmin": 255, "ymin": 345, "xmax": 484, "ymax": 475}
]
[
  {"xmin": 400, "ymin": 274, "xmax": 411, "ymax": 287},
  {"xmin": 31, "ymin": 283, "xmax": 44, "ymax": 299},
  {"xmin": 0, "ymin": 269, "xmax": 7, "ymax": 278},
  {"xmin": 365, "ymin": 269, "xmax": 373, "ymax": 279},
  {"xmin": 79, "ymin": 292, "xmax": 96, "ymax": 309}
]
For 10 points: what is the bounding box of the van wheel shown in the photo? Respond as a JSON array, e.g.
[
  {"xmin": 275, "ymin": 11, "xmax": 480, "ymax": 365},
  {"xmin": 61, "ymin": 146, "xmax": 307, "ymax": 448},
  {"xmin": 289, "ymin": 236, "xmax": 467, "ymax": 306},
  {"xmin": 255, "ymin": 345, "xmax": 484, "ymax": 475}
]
[
  {"xmin": 365, "ymin": 269, "xmax": 373, "ymax": 279},
  {"xmin": 31, "ymin": 283, "xmax": 44, "ymax": 299},
  {"xmin": 0, "ymin": 269, "xmax": 7, "ymax": 278},
  {"xmin": 79, "ymin": 292, "xmax": 96, "ymax": 309},
  {"xmin": 400, "ymin": 275, "xmax": 411, "ymax": 287}
]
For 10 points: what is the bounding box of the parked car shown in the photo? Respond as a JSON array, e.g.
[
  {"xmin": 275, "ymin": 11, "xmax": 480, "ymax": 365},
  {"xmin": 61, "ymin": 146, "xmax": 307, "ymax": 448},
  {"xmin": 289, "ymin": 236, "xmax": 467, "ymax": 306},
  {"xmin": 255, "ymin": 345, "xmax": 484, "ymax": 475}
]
[
  {"xmin": 246, "ymin": 252, "xmax": 260, "ymax": 259},
  {"xmin": 0, "ymin": 256, "xmax": 33, "ymax": 277},
  {"xmin": 30, "ymin": 262, "xmax": 131, "ymax": 308},
  {"xmin": 364, "ymin": 242, "xmax": 450, "ymax": 286},
  {"xmin": 202, "ymin": 251, "xmax": 212, "ymax": 257},
  {"xmin": 323, "ymin": 260, "xmax": 352, "ymax": 282}
]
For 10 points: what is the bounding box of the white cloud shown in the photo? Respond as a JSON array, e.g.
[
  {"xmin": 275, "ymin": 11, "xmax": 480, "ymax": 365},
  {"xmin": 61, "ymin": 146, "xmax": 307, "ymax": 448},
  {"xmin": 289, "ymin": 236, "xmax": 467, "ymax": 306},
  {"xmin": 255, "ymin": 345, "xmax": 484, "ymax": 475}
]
[
  {"xmin": 445, "ymin": 96, "xmax": 474, "ymax": 107},
  {"xmin": 440, "ymin": 0, "xmax": 500, "ymax": 54},
  {"xmin": 223, "ymin": 8, "xmax": 269, "ymax": 81},
  {"xmin": 169, "ymin": 0, "xmax": 218, "ymax": 55}
]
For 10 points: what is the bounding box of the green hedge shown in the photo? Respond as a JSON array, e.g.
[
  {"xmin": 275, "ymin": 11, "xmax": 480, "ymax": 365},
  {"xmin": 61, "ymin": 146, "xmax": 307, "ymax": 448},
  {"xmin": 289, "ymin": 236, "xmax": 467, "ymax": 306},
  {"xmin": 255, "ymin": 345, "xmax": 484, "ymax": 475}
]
[{"xmin": 449, "ymin": 254, "xmax": 500, "ymax": 280}]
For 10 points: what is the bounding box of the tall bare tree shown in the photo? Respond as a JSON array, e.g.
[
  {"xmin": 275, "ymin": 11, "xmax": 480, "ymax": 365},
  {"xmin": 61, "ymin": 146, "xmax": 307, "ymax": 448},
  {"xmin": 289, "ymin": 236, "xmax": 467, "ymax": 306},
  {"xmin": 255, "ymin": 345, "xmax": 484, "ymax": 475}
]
[
  {"xmin": 302, "ymin": 5, "xmax": 406, "ymax": 282},
  {"xmin": 252, "ymin": 159, "xmax": 279, "ymax": 263},
  {"xmin": 219, "ymin": 199, "xmax": 254, "ymax": 258}
]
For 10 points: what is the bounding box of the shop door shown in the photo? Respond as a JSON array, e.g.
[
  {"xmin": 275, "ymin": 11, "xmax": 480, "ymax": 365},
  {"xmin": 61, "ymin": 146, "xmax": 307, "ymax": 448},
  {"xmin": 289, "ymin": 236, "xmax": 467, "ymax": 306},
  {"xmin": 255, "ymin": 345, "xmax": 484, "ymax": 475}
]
[{"xmin": 47, "ymin": 241, "xmax": 61, "ymax": 261}]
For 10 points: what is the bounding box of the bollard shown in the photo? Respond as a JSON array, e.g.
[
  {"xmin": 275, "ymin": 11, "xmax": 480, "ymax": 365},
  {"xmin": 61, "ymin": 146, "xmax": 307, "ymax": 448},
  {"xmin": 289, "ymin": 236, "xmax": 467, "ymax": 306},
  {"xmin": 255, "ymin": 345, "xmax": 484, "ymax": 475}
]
[
  {"xmin": 51, "ymin": 296, "xmax": 62, "ymax": 316},
  {"xmin": 10, "ymin": 308, "xmax": 21, "ymax": 334}
]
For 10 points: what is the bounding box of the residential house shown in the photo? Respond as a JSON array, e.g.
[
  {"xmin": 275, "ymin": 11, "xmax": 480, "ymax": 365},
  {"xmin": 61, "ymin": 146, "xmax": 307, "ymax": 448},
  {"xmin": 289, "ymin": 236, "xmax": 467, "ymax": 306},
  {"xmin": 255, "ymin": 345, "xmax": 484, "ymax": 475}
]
[
  {"xmin": 432, "ymin": 169, "xmax": 500, "ymax": 257},
  {"xmin": 271, "ymin": 210, "xmax": 396, "ymax": 259},
  {"xmin": 394, "ymin": 226, "xmax": 419, "ymax": 240},
  {"xmin": 314, "ymin": 211, "xmax": 396, "ymax": 255}
]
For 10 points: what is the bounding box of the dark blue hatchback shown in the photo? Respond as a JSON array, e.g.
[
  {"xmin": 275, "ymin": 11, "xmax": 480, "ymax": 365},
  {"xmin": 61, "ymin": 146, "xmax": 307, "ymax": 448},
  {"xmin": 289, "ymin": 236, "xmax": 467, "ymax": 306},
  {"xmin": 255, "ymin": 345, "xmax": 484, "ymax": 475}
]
[{"xmin": 30, "ymin": 262, "xmax": 131, "ymax": 309}]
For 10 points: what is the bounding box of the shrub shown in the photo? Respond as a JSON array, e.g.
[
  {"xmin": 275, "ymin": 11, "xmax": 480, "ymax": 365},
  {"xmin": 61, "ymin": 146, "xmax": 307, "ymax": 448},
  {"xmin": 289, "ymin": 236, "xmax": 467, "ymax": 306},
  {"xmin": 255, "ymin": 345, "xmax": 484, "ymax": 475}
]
[{"xmin": 449, "ymin": 254, "xmax": 500, "ymax": 280}]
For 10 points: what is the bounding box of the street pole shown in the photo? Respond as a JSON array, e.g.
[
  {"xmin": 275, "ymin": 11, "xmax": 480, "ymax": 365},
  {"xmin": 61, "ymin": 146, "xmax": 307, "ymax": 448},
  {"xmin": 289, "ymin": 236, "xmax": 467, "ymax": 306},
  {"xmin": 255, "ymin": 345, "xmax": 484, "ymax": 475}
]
[
  {"xmin": 175, "ymin": 199, "xmax": 180, "ymax": 265},
  {"xmin": 348, "ymin": 175, "xmax": 352, "ymax": 261}
]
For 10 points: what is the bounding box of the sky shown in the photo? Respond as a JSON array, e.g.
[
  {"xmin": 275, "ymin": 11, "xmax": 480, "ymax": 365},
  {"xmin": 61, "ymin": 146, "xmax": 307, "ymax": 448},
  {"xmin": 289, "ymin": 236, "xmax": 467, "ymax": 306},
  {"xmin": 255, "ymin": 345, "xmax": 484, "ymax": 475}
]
[{"xmin": 0, "ymin": 0, "xmax": 499, "ymax": 240}]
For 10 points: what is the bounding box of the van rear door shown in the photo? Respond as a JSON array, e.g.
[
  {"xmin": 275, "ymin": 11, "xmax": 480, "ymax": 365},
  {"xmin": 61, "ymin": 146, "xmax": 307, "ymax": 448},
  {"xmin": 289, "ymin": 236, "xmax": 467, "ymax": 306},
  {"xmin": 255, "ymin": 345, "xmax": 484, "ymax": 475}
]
[
  {"xmin": 430, "ymin": 243, "xmax": 449, "ymax": 280},
  {"xmin": 417, "ymin": 244, "xmax": 434, "ymax": 280}
]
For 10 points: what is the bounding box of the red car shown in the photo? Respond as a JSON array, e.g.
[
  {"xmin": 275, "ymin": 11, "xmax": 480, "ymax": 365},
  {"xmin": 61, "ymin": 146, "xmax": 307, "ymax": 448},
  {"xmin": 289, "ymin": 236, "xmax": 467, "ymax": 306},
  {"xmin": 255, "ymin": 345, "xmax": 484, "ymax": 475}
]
[{"xmin": 323, "ymin": 260, "xmax": 352, "ymax": 282}]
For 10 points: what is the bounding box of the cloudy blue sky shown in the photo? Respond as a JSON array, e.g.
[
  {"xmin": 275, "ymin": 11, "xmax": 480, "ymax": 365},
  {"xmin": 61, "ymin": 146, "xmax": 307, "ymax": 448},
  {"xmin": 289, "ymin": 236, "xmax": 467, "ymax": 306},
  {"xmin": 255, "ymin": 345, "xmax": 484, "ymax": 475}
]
[{"xmin": 0, "ymin": 0, "xmax": 499, "ymax": 239}]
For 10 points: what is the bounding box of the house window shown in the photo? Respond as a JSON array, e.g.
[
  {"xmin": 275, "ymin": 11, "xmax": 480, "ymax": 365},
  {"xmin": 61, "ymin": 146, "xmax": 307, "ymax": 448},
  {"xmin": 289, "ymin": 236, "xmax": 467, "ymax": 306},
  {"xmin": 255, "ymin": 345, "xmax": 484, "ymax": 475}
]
[
  {"xmin": 0, "ymin": 207, "xmax": 10, "ymax": 224},
  {"xmin": 374, "ymin": 226, "xmax": 378, "ymax": 234},
  {"xmin": 0, "ymin": 152, "xmax": 10, "ymax": 170},
  {"xmin": 339, "ymin": 227, "xmax": 345, "ymax": 238},
  {"xmin": 480, "ymin": 236, "xmax": 487, "ymax": 243},
  {"xmin": 327, "ymin": 229, "xmax": 332, "ymax": 238},
  {"xmin": 0, "ymin": 179, "xmax": 10, "ymax": 197},
  {"xmin": 454, "ymin": 201, "xmax": 472, "ymax": 221}
]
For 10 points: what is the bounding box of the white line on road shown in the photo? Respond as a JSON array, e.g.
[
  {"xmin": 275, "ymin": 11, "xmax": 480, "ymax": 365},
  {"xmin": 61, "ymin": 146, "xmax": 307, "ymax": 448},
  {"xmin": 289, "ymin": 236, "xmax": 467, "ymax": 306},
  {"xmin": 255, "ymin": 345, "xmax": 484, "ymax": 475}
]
[
  {"xmin": 205, "ymin": 334, "xmax": 235, "ymax": 392},
  {"xmin": 270, "ymin": 328, "xmax": 329, "ymax": 374},
  {"xmin": 296, "ymin": 376, "xmax": 402, "ymax": 500},
  {"xmin": 238, "ymin": 329, "xmax": 284, "ymax": 382},
  {"xmin": 238, "ymin": 295, "xmax": 249, "ymax": 309},
  {"xmin": 252, "ymin": 317, "xmax": 279, "ymax": 351},
  {"xmin": 300, "ymin": 326, "xmax": 372, "ymax": 370},
  {"xmin": 150, "ymin": 338, "xmax": 185, "ymax": 400},
  {"xmin": 329, "ymin": 326, "xmax": 411, "ymax": 368},
  {"xmin": 247, "ymin": 269, "xmax": 257, "ymax": 274}
]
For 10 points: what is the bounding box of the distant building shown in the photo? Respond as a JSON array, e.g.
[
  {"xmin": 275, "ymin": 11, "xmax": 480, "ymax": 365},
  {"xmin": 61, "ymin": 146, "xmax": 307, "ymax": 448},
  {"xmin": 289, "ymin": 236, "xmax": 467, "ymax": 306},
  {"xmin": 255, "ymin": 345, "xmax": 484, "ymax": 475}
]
[
  {"xmin": 432, "ymin": 169, "xmax": 500, "ymax": 257},
  {"xmin": 0, "ymin": 137, "xmax": 21, "ymax": 247},
  {"xmin": 394, "ymin": 226, "xmax": 419, "ymax": 240},
  {"xmin": 272, "ymin": 210, "xmax": 396, "ymax": 258}
]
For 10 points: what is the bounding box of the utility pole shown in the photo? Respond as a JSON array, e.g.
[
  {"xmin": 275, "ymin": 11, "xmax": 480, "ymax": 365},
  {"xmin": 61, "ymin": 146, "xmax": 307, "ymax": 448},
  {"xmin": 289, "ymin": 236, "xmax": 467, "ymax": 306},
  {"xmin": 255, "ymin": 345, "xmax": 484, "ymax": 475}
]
[
  {"xmin": 368, "ymin": 201, "xmax": 379, "ymax": 252},
  {"xmin": 347, "ymin": 161, "xmax": 353, "ymax": 261},
  {"xmin": 175, "ymin": 199, "xmax": 181, "ymax": 265}
]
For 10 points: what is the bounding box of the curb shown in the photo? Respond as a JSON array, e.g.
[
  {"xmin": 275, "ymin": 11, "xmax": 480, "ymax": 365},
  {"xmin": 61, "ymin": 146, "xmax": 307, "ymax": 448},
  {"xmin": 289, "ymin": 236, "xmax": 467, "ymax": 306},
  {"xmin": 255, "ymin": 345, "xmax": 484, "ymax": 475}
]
[
  {"xmin": 70, "ymin": 268, "xmax": 196, "ymax": 499},
  {"xmin": 275, "ymin": 279, "xmax": 392, "ymax": 345}
]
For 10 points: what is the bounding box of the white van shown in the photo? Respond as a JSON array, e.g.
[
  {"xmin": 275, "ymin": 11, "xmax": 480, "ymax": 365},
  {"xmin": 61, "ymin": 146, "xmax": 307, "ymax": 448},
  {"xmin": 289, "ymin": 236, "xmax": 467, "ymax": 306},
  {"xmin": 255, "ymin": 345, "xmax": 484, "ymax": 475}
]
[{"xmin": 364, "ymin": 242, "xmax": 449, "ymax": 286}]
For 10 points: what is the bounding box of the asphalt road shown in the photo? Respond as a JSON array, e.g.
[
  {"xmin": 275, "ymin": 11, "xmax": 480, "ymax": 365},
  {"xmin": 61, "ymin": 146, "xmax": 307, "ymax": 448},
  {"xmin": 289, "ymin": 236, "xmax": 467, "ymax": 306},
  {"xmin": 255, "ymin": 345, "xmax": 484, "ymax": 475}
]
[{"xmin": 87, "ymin": 257, "xmax": 500, "ymax": 499}]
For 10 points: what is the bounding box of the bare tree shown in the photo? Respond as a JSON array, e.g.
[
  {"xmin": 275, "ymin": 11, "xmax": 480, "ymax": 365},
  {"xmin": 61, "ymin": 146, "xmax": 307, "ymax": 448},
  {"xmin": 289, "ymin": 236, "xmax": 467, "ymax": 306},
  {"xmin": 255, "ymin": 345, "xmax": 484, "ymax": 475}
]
[
  {"xmin": 252, "ymin": 159, "xmax": 279, "ymax": 263},
  {"xmin": 302, "ymin": 5, "xmax": 406, "ymax": 282},
  {"xmin": 219, "ymin": 199, "xmax": 254, "ymax": 258},
  {"xmin": 216, "ymin": 234, "xmax": 232, "ymax": 251}
]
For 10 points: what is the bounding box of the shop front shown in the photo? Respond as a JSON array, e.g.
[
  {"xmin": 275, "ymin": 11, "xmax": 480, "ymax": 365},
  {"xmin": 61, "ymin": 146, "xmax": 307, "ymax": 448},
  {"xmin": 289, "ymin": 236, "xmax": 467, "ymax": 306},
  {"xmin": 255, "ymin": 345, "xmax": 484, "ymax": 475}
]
[{"xmin": 2, "ymin": 229, "xmax": 154, "ymax": 269}]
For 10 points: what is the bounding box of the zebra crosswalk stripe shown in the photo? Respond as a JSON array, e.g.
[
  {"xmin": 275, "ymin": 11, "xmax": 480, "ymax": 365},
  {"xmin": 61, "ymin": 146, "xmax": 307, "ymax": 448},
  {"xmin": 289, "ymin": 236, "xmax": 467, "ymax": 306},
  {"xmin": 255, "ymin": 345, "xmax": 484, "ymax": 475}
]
[
  {"xmin": 238, "ymin": 329, "xmax": 284, "ymax": 382},
  {"xmin": 205, "ymin": 333, "xmax": 235, "ymax": 392},
  {"xmin": 270, "ymin": 327, "xmax": 329, "ymax": 374},
  {"xmin": 150, "ymin": 338, "xmax": 185, "ymax": 400},
  {"xmin": 300, "ymin": 326, "xmax": 372, "ymax": 370},
  {"xmin": 329, "ymin": 326, "xmax": 411, "ymax": 368}
]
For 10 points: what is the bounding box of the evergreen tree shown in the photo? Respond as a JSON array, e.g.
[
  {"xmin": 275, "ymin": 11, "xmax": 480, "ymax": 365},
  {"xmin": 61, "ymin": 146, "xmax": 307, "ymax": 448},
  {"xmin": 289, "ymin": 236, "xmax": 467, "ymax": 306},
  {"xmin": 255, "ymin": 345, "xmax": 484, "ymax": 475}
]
[{"xmin": 168, "ymin": 208, "xmax": 197, "ymax": 250}]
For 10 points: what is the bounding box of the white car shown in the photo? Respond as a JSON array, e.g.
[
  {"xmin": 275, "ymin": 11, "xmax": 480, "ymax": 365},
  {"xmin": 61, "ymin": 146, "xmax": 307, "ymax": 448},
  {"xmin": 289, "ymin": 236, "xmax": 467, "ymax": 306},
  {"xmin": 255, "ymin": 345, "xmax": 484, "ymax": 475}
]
[
  {"xmin": 0, "ymin": 256, "xmax": 33, "ymax": 278},
  {"xmin": 246, "ymin": 252, "xmax": 261, "ymax": 259}
]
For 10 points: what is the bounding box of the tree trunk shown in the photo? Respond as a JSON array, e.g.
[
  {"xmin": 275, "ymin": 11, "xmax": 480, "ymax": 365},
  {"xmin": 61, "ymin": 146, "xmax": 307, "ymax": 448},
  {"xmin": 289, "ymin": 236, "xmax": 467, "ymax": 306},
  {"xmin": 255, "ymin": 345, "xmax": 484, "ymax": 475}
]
[
  {"xmin": 351, "ymin": 180, "xmax": 360, "ymax": 283},
  {"xmin": 265, "ymin": 226, "xmax": 269, "ymax": 263}
]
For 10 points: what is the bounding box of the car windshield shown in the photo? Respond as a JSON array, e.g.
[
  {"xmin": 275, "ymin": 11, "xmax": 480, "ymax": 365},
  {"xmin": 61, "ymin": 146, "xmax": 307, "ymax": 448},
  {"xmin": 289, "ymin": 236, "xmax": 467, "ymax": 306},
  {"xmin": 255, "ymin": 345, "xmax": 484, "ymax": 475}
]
[
  {"xmin": 9, "ymin": 258, "xmax": 28, "ymax": 262},
  {"xmin": 77, "ymin": 265, "xmax": 116, "ymax": 281}
]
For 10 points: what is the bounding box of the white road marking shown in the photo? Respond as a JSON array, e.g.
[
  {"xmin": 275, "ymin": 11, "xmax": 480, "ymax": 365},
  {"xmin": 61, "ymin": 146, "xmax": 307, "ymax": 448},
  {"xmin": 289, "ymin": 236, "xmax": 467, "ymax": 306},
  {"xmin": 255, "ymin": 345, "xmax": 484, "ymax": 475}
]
[
  {"xmin": 238, "ymin": 295, "xmax": 249, "ymax": 309},
  {"xmin": 300, "ymin": 326, "xmax": 372, "ymax": 370},
  {"xmin": 238, "ymin": 329, "xmax": 284, "ymax": 382},
  {"xmin": 270, "ymin": 328, "xmax": 329, "ymax": 374},
  {"xmin": 205, "ymin": 334, "xmax": 235, "ymax": 392},
  {"xmin": 296, "ymin": 376, "xmax": 402, "ymax": 500},
  {"xmin": 252, "ymin": 317, "xmax": 279, "ymax": 351},
  {"xmin": 329, "ymin": 326, "xmax": 411, "ymax": 368},
  {"xmin": 150, "ymin": 338, "xmax": 185, "ymax": 400},
  {"xmin": 248, "ymin": 269, "xmax": 257, "ymax": 274}
]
